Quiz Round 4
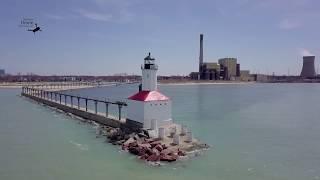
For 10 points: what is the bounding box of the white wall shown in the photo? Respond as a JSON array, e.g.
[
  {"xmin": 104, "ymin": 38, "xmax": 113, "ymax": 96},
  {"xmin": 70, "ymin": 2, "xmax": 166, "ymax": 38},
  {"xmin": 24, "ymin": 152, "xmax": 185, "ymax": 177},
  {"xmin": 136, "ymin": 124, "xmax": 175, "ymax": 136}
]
[
  {"xmin": 143, "ymin": 100, "xmax": 172, "ymax": 129},
  {"xmin": 142, "ymin": 69, "xmax": 157, "ymax": 91},
  {"xmin": 127, "ymin": 99, "xmax": 173, "ymax": 129},
  {"xmin": 127, "ymin": 100, "xmax": 144, "ymax": 124}
]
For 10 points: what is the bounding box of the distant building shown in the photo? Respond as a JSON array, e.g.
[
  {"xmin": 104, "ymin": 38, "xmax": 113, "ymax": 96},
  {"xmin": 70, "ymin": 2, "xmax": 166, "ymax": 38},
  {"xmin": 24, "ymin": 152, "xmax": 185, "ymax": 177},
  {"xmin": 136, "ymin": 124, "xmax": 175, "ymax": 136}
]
[
  {"xmin": 191, "ymin": 34, "xmax": 244, "ymax": 81},
  {"xmin": 201, "ymin": 62, "xmax": 220, "ymax": 80},
  {"xmin": 251, "ymin": 74, "xmax": 271, "ymax": 82},
  {"xmin": 218, "ymin": 58, "xmax": 237, "ymax": 80},
  {"xmin": 189, "ymin": 72, "xmax": 199, "ymax": 80},
  {"xmin": 240, "ymin": 70, "xmax": 251, "ymax": 81},
  {"xmin": 300, "ymin": 56, "xmax": 316, "ymax": 78},
  {"xmin": 0, "ymin": 69, "xmax": 5, "ymax": 77},
  {"xmin": 236, "ymin": 64, "xmax": 240, "ymax": 77}
]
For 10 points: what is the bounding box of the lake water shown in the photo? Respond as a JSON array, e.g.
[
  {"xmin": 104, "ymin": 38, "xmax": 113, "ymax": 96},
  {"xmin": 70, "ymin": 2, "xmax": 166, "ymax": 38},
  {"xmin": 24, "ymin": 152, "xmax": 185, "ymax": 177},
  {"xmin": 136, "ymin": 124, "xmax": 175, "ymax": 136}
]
[{"xmin": 1, "ymin": 83, "xmax": 320, "ymax": 180}]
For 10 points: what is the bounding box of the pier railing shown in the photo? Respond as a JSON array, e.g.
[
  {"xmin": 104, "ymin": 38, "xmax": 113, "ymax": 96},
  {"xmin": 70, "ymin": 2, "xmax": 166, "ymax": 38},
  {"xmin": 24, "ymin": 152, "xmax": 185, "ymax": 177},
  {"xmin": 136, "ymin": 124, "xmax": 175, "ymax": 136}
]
[
  {"xmin": 21, "ymin": 86, "xmax": 127, "ymax": 121},
  {"xmin": 26, "ymin": 82, "xmax": 108, "ymax": 90}
]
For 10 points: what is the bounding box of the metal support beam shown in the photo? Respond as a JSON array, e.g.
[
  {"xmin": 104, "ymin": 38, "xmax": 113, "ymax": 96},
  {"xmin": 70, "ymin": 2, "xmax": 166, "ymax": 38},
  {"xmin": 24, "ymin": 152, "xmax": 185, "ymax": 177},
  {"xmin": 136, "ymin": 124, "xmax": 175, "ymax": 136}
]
[
  {"xmin": 118, "ymin": 105, "xmax": 122, "ymax": 120},
  {"xmin": 85, "ymin": 99, "xmax": 88, "ymax": 112},
  {"xmin": 77, "ymin": 97, "xmax": 80, "ymax": 109},
  {"xmin": 105, "ymin": 103, "xmax": 109, "ymax": 118},
  {"xmin": 94, "ymin": 100, "xmax": 98, "ymax": 114}
]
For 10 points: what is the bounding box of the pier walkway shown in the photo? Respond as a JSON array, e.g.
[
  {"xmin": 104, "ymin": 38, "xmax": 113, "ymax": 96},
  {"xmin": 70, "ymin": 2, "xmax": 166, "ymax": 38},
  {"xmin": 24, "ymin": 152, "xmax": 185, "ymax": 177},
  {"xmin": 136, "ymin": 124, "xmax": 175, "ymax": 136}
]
[{"xmin": 21, "ymin": 86, "xmax": 129, "ymax": 128}]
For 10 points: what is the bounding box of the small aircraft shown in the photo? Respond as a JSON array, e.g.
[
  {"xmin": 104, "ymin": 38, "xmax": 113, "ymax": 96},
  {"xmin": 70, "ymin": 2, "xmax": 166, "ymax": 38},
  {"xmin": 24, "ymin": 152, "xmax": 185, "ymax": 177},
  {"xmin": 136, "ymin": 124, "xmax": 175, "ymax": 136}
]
[{"xmin": 27, "ymin": 23, "xmax": 42, "ymax": 34}]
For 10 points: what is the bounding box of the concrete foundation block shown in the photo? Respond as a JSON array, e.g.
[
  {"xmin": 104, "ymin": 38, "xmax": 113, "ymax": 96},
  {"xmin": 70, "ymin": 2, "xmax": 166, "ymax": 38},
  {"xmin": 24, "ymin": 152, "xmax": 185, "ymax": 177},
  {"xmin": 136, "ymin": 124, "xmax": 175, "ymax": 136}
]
[
  {"xmin": 158, "ymin": 127, "xmax": 165, "ymax": 139},
  {"xmin": 180, "ymin": 125, "xmax": 187, "ymax": 136},
  {"xmin": 173, "ymin": 134, "xmax": 180, "ymax": 145},
  {"xmin": 186, "ymin": 131, "xmax": 193, "ymax": 143}
]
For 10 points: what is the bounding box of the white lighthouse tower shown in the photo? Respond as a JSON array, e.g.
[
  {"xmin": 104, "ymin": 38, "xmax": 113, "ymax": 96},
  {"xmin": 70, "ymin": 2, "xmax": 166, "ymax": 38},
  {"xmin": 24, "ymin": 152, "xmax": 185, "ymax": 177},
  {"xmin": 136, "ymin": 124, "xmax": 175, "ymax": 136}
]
[{"xmin": 127, "ymin": 53, "xmax": 172, "ymax": 129}]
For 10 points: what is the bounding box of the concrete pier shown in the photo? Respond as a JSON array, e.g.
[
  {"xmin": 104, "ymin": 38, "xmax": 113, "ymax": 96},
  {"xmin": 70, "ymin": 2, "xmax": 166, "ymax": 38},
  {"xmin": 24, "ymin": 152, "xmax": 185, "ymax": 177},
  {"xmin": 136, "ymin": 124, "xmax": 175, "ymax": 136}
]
[{"xmin": 21, "ymin": 87, "xmax": 128, "ymax": 128}]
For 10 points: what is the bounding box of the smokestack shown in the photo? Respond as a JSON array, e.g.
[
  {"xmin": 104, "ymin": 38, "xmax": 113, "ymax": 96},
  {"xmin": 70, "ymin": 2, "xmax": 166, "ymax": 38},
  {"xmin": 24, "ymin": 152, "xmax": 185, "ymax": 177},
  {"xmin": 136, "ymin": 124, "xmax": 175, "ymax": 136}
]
[{"xmin": 199, "ymin": 34, "xmax": 203, "ymax": 73}]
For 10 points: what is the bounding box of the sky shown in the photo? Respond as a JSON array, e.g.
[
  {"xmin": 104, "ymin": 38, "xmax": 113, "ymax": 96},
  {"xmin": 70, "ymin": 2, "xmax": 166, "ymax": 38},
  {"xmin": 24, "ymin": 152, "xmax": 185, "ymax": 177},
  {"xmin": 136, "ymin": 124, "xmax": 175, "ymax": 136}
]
[{"xmin": 0, "ymin": 0, "xmax": 319, "ymax": 76}]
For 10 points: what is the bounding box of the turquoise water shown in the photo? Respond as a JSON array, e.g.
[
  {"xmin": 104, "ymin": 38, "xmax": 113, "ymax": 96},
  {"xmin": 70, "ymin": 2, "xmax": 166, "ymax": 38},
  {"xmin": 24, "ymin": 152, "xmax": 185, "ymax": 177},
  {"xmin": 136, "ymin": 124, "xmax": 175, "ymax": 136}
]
[{"xmin": 1, "ymin": 84, "xmax": 320, "ymax": 180}]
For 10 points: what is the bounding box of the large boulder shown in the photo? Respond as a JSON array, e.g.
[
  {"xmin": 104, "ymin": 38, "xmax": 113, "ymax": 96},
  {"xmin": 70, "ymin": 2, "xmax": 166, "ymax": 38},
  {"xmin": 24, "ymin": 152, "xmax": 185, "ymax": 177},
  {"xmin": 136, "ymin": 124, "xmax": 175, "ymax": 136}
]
[
  {"xmin": 137, "ymin": 132, "xmax": 148, "ymax": 138},
  {"xmin": 145, "ymin": 147, "xmax": 154, "ymax": 156},
  {"xmin": 150, "ymin": 141, "xmax": 161, "ymax": 148},
  {"xmin": 139, "ymin": 154, "xmax": 149, "ymax": 160},
  {"xmin": 128, "ymin": 147, "xmax": 140, "ymax": 155},
  {"xmin": 123, "ymin": 137, "xmax": 135, "ymax": 146},
  {"xmin": 178, "ymin": 150, "xmax": 186, "ymax": 156},
  {"xmin": 138, "ymin": 143, "xmax": 151, "ymax": 149},
  {"xmin": 161, "ymin": 148, "xmax": 173, "ymax": 156},
  {"xmin": 154, "ymin": 144, "xmax": 163, "ymax": 152},
  {"xmin": 162, "ymin": 144, "xmax": 168, "ymax": 150},
  {"xmin": 152, "ymin": 148, "xmax": 161, "ymax": 156},
  {"xmin": 138, "ymin": 147, "xmax": 146, "ymax": 156},
  {"xmin": 129, "ymin": 141, "xmax": 138, "ymax": 147},
  {"xmin": 160, "ymin": 154, "xmax": 178, "ymax": 162},
  {"xmin": 122, "ymin": 144, "xmax": 128, "ymax": 151},
  {"xmin": 116, "ymin": 139, "xmax": 125, "ymax": 145},
  {"xmin": 147, "ymin": 154, "xmax": 160, "ymax": 162}
]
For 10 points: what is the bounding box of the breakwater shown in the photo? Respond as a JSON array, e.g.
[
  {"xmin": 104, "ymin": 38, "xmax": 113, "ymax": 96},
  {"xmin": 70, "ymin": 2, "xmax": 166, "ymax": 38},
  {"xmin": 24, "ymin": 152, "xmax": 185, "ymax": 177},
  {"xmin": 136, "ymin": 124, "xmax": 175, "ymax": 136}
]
[{"xmin": 21, "ymin": 86, "xmax": 209, "ymax": 163}]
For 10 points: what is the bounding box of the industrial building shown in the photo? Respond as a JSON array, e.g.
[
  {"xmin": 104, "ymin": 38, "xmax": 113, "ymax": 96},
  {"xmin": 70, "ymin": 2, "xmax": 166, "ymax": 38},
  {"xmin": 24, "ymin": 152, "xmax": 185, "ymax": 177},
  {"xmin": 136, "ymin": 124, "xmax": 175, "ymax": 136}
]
[
  {"xmin": 300, "ymin": 56, "xmax": 316, "ymax": 78},
  {"xmin": 218, "ymin": 58, "xmax": 238, "ymax": 80},
  {"xmin": 200, "ymin": 62, "xmax": 220, "ymax": 80},
  {"xmin": 0, "ymin": 69, "xmax": 5, "ymax": 77},
  {"xmin": 240, "ymin": 70, "xmax": 251, "ymax": 81},
  {"xmin": 191, "ymin": 34, "xmax": 246, "ymax": 80}
]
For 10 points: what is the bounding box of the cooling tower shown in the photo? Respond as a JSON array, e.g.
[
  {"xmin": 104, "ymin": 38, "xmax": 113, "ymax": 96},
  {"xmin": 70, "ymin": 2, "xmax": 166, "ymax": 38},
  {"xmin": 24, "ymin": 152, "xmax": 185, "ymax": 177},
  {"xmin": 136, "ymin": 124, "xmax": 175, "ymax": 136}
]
[{"xmin": 300, "ymin": 56, "xmax": 316, "ymax": 78}]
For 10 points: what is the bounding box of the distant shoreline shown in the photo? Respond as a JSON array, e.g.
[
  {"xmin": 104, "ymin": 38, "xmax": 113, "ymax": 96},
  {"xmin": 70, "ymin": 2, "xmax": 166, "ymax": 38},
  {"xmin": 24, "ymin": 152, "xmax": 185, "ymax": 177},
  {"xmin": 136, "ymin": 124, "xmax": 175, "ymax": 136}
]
[
  {"xmin": 158, "ymin": 80, "xmax": 255, "ymax": 85},
  {"xmin": 1, "ymin": 80, "xmax": 319, "ymax": 89},
  {"xmin": 159, "ymin": 82, "xmax": 255, "ymax": 86},
  {"xmin": 0, "ymin": 82, "xmax": 99, "ymax": 90}
]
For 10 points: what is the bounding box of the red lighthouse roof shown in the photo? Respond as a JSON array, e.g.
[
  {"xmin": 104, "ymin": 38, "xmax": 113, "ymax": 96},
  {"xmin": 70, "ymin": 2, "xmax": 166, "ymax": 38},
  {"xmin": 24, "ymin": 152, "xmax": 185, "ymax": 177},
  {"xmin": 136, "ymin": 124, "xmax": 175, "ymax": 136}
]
[{"xmin": 128, "ymin": 91, "xmax": 169, "ymax": 101}]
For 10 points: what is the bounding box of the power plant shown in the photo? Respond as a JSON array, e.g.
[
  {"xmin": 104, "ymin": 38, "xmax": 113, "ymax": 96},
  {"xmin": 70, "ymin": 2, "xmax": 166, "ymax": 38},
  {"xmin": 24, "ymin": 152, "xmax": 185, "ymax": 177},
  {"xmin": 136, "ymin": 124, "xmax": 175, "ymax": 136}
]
[
  {"xmin": 189, "ymin": 34, "xmax": 319, "ymax": 82},
  {"xmin": 192, "ymin": 34, "xmax": 249, "ymax": 81},
  {"xmin": 300, "ymin": 56, "xmax": 316, "ymax": 78}
]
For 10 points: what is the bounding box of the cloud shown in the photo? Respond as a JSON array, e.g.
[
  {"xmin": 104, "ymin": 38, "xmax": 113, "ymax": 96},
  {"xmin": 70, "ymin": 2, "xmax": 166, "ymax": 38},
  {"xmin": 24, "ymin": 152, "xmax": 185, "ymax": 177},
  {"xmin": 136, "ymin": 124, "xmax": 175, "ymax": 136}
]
[
  {"xmin": 74, "ymin": 0, "xmax": 135, "ymax": 23},
  {"xmin": 45, "ymin": 14, "xmax": 64, "ymax": 20},
  {"xmin": 75, "ymin": 9, "xmax": 113, "ymax": 22},
  {"xmin": 256, "ymin": 0, "xmax": 313, "ymax": 9},
  {"xmin": 279, "ymin": 19, "xmax": 300, "ymax": 29},
  {"xmin": 300, "ymin": 48, "xmax": 314, "ymax": 56}
]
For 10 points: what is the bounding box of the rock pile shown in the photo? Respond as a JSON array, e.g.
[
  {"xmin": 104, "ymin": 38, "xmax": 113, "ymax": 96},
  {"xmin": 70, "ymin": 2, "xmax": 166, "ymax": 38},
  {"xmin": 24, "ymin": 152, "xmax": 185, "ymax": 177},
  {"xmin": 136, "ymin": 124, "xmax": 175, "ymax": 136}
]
[{"xmin": 103, "ymin": 127, "xmax": 186, "ymax": 162}]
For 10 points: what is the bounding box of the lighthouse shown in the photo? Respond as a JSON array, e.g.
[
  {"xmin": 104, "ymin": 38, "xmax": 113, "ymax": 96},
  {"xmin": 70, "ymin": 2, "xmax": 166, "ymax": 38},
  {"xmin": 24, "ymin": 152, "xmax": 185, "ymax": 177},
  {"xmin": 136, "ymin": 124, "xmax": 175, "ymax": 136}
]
[{"xmin": 127, "ymin": 53, "xmax": 172, "ymax": 129}]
